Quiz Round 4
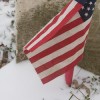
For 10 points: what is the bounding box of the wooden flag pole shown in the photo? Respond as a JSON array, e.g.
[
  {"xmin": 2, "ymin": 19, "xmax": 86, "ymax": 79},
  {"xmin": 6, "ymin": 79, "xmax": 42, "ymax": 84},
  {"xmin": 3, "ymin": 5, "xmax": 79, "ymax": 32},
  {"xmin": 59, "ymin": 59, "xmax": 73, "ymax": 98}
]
[{"xmin": 65, "ymin": 67, "xmax": 74, "ymax": 86}]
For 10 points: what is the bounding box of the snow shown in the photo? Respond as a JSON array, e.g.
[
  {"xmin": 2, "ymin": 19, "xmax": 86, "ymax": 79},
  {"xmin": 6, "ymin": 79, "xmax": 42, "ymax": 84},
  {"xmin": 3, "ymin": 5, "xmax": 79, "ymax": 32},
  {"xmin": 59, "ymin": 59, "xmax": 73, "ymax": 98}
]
[
  {"xmin": 0, "ymin": 0, "xmax": 15, "ymax": 47},
  {"xmin": 0, "ymin": 59, "xmax": 100, "ymax": 100},
  {"xmin": 0, "ymin": 0, "xmax": 16, "ymax": 62},
  {"xmin": 0, "ymin": 0, "xmax": 100, "ymax": 100}
]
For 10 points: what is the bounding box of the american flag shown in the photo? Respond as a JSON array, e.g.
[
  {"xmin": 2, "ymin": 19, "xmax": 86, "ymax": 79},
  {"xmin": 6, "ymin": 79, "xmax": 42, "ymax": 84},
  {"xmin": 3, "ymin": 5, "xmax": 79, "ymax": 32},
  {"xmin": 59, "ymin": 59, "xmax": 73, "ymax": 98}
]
[{"xmin": 23, "ymin": 0, "xmax": 96, "ymax": 84}]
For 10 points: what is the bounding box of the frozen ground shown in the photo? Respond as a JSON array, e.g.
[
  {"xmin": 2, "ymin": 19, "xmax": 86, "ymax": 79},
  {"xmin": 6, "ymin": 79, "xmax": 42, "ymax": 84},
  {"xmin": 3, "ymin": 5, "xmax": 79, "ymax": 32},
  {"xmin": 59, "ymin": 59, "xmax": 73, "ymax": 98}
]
[
  {"xmin": 0, "ymin": 59, "xmax": 100, "ymax": 100},
  {"xmin": 0, "ymin": 0, "xmax": 16, "ymax": 67}
]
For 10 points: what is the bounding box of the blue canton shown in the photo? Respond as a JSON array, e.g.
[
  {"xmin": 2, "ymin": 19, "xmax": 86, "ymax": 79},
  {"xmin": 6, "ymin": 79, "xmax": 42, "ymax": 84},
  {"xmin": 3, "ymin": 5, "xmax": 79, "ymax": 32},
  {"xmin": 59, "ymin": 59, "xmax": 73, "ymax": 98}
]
[
  {"xmin": 75, "ymin": 0, "xmax": 87, "ymax": 5},
  {"xmin": 79, "ymin": 0, "xmax": 96, "ymax": 21}
]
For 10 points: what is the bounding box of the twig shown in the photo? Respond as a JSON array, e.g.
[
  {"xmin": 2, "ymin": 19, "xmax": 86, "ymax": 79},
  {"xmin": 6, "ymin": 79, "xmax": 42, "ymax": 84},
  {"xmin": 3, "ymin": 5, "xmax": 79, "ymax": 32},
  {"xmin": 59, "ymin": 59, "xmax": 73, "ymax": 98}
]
[
  {"xmin": 69, "ymin": 94, "xmax": 73, "ymax": 100},
  {"xmin": 70, "ymin": 92, "xmax": 80, "ymax": 100},
  {"xmin": 78, "ymin": 88, "xmax": 86, "ymax": 97},
  {"xmin": 75, "ymin": 68, "xmax": 82, "ymax": 77}
]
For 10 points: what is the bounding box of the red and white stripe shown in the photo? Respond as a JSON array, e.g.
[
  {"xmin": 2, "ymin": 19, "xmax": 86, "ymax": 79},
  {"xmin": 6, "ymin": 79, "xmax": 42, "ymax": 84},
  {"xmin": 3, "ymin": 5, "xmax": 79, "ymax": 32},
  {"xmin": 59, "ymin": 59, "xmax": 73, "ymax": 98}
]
[{"xmin": 23, "ymin": 0, "xmax": 92, "ymax": 84}]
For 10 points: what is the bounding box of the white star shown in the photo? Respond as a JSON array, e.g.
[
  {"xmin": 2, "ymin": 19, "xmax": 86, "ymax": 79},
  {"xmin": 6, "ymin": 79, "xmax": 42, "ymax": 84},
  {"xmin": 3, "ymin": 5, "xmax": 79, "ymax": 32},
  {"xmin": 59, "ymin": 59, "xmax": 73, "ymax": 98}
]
[
  {"xmin": 89, "ymin": 2, "xmax": 93, "ymax": 5},
  {"xmin": 87, "ymin": 7, "xmax": 91, "ymax": 11},
  {"xmin": 85, "ymin": 13, "xmax": 88, "ymax": 17},
  {"xmin": 92, "ymin": 8, "xmax": 94, "ymax": 11},
  {"xmin": 82, "ymin": 6, "xmax": 84, "ymax": 9}
]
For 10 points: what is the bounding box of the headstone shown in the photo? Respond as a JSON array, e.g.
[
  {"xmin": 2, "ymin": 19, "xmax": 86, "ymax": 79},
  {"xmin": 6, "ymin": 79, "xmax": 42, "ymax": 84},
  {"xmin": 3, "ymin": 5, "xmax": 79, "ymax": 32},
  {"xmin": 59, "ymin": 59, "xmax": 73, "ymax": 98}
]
[{"xmin": 16, "ymin": 0, "xmax": 100, "ymax": 75}]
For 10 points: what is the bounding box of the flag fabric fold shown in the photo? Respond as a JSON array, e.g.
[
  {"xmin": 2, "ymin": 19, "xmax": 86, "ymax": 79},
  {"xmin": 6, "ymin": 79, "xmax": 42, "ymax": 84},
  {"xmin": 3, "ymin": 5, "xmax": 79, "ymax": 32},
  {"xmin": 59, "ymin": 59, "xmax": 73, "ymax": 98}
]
[{"xmin": 23, "ymin": 0, "xmax": 96, "ymax": 84}]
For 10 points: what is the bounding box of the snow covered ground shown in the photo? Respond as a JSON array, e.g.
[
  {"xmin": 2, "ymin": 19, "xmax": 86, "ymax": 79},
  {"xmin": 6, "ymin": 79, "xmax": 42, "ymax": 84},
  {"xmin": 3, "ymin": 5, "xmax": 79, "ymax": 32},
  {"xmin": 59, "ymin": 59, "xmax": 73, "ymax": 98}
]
[
  {"xmin": 0, "ymin": 59, "xmax": 100, "ymax": 100},
  {"xmin": 0, "ymin": 0, "xmax": 16, "ymax": 67},
  {"xmin": 0, "ymin": 0, "xmax": 100, "ymax": 100}
]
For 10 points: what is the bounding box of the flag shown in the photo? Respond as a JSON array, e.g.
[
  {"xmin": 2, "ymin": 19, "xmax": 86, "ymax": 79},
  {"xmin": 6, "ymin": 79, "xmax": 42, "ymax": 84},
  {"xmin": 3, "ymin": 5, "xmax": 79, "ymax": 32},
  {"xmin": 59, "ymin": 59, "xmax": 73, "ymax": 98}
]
[{"xmin": 23, "ymin": 0, "xmax": 96, "ymax": 84}]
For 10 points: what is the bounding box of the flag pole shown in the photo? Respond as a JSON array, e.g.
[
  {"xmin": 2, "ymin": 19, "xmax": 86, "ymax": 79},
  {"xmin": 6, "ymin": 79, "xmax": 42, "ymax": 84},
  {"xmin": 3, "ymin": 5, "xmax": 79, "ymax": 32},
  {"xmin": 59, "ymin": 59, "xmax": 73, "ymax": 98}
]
[{"xmin": 65, "ymin": 67, "xmax": 74, "ymax": 87}]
